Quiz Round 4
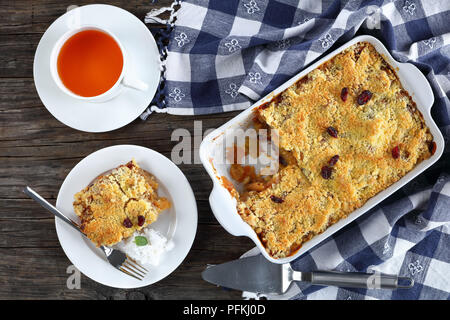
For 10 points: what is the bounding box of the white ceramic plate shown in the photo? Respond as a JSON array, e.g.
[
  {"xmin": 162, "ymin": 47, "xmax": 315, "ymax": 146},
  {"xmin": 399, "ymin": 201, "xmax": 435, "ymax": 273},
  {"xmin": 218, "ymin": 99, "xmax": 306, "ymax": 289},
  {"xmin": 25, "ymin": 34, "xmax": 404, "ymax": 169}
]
[
  {"xmin": 33, "ymin": 4, "xmax": 160, "ymax": 132},
  {"xmin": 56, "ymin": 145, "xmax": 197, "ymax": 289},
  {"xmin": 200, "ymin": 35, "xmax": 445, "ymax": 264}
]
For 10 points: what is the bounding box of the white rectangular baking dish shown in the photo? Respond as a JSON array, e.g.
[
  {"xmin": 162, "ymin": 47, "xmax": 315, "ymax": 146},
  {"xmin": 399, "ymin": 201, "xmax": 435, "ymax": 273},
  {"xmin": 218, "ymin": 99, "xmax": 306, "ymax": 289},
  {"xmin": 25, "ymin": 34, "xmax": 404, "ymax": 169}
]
[{"xmin": 199, "ymin": 35, "xmax": 444, "ymax": 264}]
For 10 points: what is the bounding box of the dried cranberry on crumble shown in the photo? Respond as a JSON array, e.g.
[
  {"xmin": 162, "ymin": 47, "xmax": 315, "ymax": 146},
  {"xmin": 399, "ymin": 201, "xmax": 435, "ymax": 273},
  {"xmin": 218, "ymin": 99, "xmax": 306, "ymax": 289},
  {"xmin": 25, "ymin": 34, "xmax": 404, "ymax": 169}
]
[
  {"xmin": 357, "ymin": 90, "xmax": 373, "ymax": 105},
  {"xmin": 327, "ymin": 126, "xmax": 338, "ymax": 138},
  {"xmin": 392, "ymin": 146, "xmax": 400, "ymax": 159},
  {"xmin": 270, "ymin": 195, "xmax": 284, "ymax": 203},
  {"xmin": 328, "ymin": 155, "xmax": 339, "ymax": 166},
  {"xmin": 321, "ymin": 166, "xmax": 333, "ymax": 179}
]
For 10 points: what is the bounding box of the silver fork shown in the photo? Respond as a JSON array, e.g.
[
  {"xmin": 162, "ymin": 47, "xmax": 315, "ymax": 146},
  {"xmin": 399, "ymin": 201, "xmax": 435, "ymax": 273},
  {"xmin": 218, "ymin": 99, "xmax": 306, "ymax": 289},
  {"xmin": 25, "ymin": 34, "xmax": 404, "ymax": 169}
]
[{"xmin": 23, "ymin": 186, "xmax": 148, "ymax": 281}]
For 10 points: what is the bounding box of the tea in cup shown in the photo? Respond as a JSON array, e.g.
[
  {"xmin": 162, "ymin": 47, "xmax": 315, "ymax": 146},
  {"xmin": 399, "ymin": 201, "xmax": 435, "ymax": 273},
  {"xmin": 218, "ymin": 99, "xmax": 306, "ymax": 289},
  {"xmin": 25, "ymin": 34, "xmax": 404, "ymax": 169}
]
[{"xmin": 50, "ymin": 25, "xmax": 147, "ymax": 102}]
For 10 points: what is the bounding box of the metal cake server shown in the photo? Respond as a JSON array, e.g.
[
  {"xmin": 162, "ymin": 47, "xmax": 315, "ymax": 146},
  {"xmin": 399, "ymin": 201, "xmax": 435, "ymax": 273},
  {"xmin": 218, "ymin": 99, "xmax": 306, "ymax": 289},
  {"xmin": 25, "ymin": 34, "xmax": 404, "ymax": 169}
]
[{"xmin": 202, "ymin": 254, "xmax": 414, "ymax": 294}]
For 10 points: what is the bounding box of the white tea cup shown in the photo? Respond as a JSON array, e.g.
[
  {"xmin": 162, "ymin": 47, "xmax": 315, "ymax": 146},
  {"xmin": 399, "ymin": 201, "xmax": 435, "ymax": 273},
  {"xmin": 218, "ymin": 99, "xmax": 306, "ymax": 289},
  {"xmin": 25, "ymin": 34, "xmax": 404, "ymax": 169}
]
[{"xmin": 50, "ymin": 24, "xmax": 148, "ymax": 103}]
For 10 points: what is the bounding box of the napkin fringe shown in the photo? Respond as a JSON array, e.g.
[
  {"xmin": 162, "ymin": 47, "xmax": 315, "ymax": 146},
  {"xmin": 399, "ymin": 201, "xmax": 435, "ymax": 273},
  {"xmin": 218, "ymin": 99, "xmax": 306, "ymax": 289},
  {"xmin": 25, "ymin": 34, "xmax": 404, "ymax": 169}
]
[
  {"xmin": 141, "ymin": 0, "xmax": 182, "ymax": 120},
  {"xmin": 145, "ymin": 2, "xmax": 180, "ymax": 25}
]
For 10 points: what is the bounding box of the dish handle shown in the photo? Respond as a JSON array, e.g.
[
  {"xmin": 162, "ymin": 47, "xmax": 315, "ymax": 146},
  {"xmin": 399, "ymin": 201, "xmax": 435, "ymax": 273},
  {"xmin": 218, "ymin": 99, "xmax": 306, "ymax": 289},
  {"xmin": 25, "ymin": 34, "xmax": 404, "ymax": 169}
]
[
  {"xmin": 209, "ymin": 185, "xmax": 247, "ymax": 237},
  {"xmin": 398, "ymin": 62, "xmax": 434, "ymax": 112}
]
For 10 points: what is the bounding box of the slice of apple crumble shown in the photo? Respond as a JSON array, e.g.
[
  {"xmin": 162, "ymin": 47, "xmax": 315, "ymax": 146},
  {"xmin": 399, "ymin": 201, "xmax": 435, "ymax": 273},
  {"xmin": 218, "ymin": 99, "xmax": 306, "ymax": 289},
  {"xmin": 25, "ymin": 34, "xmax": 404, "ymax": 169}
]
[{"xmin": 73, "ymin": 160, "xmax": 170, "ymax": 247}]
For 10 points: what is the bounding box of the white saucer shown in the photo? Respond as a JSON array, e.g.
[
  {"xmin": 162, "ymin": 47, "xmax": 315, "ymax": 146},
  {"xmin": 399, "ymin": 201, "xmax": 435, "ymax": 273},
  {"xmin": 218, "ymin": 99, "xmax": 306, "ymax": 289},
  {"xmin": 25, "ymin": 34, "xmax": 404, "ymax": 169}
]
[
  {"xmin": 55, "ymin": 145, "xmax": 197, "ymax": 289},
  {"xmin": 33, "ymin": 4, "xmax": 160, "ymax": 132}
]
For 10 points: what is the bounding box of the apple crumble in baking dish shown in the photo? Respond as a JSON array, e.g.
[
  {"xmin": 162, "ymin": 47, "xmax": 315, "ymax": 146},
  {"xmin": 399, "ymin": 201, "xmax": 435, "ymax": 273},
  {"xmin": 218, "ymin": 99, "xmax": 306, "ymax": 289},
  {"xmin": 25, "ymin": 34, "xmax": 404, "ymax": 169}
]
[
  {"xmin": 73, "ymin": 159, "xmax": 170, "ymax": 247},
  {"xmin": 227, "ymin": 42, "xmax": 435, "ymax": 259}
]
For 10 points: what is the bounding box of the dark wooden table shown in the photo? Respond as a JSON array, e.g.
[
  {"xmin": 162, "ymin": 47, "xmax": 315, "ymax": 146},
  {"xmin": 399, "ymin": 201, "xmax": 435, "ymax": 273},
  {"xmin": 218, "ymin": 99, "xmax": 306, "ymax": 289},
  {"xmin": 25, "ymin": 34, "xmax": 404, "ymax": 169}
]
[{"xmin": 0, "ymin": 0, "xmax": 255, "ymax": 299}]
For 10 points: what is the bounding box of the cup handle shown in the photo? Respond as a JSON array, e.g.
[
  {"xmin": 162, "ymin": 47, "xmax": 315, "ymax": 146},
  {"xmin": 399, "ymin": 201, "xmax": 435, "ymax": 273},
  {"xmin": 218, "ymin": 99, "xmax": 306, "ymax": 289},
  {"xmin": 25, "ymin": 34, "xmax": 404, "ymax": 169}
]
[{"xmin": 122, "ymin": 75, "xmax": 148, "ymax": 91}]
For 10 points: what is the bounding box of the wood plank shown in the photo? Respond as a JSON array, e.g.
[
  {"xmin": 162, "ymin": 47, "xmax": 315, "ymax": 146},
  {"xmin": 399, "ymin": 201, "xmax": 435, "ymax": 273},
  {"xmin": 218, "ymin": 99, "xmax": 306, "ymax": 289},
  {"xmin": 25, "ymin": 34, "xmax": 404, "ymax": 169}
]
[
  {"xmin": 0, "ymin": 78, "xmax": 237, "ymax": 141},
  {"xmin": 0, "ymin": 78, "xmax": 239, "ymax": 201},
  {"xmin": 0, "ymin": 78, "xmax": 41, "ymax": 110},
  {"xmin": 0, "ymin": 223, "xmax": 254, "ymax": 299},
  {"xmin": 0, "ymin": 218, "xmax": 59, "ymax": 248},
  {"xmin": 0, "ymin": 31, "xmax": 170, "ymax": 78},
  {"xmin": 0, "ymin": 198, "xmax": 224, "ymax": 225},
  {"xmin": 0, "ymin": 150, "xmax": 227, "ymax": 201},
  {"xmin": 0, "ymin": 34, "xmax": 38, "ymax": 77},
  {"xmin": 0, "ymin": 247, "xmax": 248, "ymax": 299},
  {"xmin": 0, "ymin": 1, "xmax": 172, "ymax": 77},
  {"xmin": 0, "ymin": 0, "xmax": 256, "ymax": 300},
  {"xmin": 0, "ymin": 218, "xmax": 254, "ymax": 251}
]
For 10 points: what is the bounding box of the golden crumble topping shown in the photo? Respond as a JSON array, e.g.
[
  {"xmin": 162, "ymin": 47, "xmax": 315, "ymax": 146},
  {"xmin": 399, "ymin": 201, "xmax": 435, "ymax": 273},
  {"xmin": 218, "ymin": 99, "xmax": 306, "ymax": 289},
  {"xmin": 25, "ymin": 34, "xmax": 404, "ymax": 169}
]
[
  {"xmin": 228, "ymin": 42, "xmax": 434, "ymax": 259},
  {"xmin": 73, "ymin": 160, "xmax": 170, "ymax": 247}
]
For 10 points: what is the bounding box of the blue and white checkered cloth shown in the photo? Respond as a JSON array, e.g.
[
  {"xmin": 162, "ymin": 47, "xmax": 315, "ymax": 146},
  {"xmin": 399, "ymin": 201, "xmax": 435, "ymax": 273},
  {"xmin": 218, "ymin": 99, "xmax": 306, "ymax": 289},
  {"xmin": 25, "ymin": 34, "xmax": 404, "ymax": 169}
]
[{"xmin": 147, "ymin": 0, "xmax": 450, "ymax": 299}]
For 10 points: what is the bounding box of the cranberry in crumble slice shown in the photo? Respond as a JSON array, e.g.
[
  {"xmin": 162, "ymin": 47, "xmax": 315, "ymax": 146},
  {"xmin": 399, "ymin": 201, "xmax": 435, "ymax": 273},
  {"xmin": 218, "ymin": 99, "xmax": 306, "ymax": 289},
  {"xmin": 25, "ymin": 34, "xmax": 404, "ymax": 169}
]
[
  {"xmin": 137, "ymin": 215, "xmax": 145, "ymax": 227},
  {"xmin": 341, "ymin": 87, "xmax": 349, "ymax": 102},
  {"xmin": 123, "ymin": 218, "xmax": 133, "ymax": 228}
]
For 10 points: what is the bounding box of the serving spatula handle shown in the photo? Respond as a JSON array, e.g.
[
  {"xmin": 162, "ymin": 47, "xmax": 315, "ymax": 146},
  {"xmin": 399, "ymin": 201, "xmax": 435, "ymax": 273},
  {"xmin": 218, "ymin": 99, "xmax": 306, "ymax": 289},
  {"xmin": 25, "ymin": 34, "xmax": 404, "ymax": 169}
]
[{"xmin": 298, "ymin": 271, "xmax": 414, "ymax": 289}]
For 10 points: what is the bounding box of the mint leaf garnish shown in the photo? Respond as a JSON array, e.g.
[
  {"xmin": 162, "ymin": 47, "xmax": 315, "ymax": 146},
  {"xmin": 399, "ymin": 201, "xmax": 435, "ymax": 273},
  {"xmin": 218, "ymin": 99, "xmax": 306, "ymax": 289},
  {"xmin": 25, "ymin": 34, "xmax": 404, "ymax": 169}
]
[{"xmin": 134, "ymin": 236, "xmax": 148, "ymax": 246}]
